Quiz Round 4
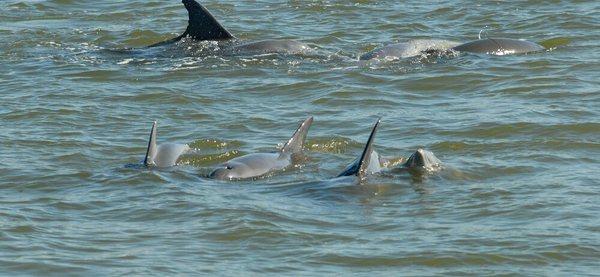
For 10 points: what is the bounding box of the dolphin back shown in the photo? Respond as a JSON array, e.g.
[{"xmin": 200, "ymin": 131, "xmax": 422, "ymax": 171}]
[
  {"xmin": 280, "ymin": 116, "xmax": 314, "ymax": 156},
  {"xmin": 452, "ymin": 38, "xmax": 544, "ymax": 55},
  {"xmin": 337, "ymin": 118, "xmax": 380, "ymax": 179},
  {"xmin": 144, "ymin": 121, "xmax": 158, "ymax": 166},
  {"xmin": 149, "ymin": 0, "xmax": 234, "ymax": 47}
]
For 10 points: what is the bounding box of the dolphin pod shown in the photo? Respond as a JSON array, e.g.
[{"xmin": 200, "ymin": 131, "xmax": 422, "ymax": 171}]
[
  {"xmin": 138, "ymin": 118, "xmax": 443, "ymax": 182},
  {"xmin": 144, "ymin": 0, "xmax": 547, "ymax": 59},
  {"xmin": 149, "ymin": 0, "xmax": 310, "ymax": 55}
]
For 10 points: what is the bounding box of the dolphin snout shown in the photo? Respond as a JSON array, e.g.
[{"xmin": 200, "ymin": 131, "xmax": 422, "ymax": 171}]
[
  {"xmin": 208, "ymin": 168, "xmax": 228, "ymax": 180},
  {"xmin": 413, "ymin": 151, "xmax": 425, "ymax": 167},
  {"xmin": 405, "ymin": 149, "xmax": 426, "ymax": 168}
]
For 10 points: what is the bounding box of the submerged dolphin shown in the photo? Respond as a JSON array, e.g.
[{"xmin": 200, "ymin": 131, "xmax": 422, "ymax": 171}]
[
  {"xmin": 452, "ymin": 38, "xmax": 545, "ymax": 55},
  {"xmin": 143, "ymin": 121, "xmax": 190, "ymax": 167},
  {"xmin": 149, "ymin": 0, "xmax": 310, "ymax": 55},
  {"xmin": 359, "ymin": 39, "xmax": 460, "ymax": 61},
  {"xmin": 360, "ymin": 37, "xmax": 545, "ymax": 61},
  {"xmin": 337, "ymin": 119, "xmax": 381, "ymax": 180},
  {"xmin": 209, "ymin": 117, "xmax": 313, "ymax": 180}
]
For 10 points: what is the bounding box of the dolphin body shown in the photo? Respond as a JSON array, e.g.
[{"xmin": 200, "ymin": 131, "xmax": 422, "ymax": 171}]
[
  {"xmin": 149, "ymin": 0, "xmax": 310, "ymax": 55},
  {"xmin": 360, "ymin": 38, "xmax": 545, "ymax": 61},
  {"xmin": 143, "ymin": 121, "xmax": 190, "ymax": 167},
  {"xmin": 209, "ymin": 117, "xmax": 313, "ymax": 180},
  {"xmin": 359, "ymin": 39, "xmax": 461, "ymax": 61},
  {"xmin": 332, "ymin": 120, "xmax": 439, "ymax": 183},
  {"xmin": 336, "ymin": 119, "xmax": 443, "ymax": 181}
]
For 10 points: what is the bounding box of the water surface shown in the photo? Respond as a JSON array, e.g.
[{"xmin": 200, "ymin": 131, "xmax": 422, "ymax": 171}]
[{"xmin": 1, "ymin": 0, "xmax": 599, "ymax": 275}]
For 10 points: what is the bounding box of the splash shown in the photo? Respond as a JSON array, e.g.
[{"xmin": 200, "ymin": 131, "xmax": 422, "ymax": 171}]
[{"xmin": 478, "ymin": 25, "xmax": 490, "ymax": 40}]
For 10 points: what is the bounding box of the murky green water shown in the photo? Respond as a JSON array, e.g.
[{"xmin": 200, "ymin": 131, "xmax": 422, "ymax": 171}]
[{"xmin": 1, "ymin": 0, "xmax": 599, "ymax": 275}]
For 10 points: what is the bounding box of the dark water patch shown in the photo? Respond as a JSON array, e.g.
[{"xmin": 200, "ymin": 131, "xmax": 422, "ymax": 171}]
[
  {"xmin": 59, "ymin": 69, "xmax": 122, "ymax": 81},
  {"xmin": 0, "ymin": 260, "xmax": 90, "ymax": 276}
]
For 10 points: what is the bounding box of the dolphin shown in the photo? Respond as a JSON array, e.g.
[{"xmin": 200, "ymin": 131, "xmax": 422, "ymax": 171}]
[
  {"xmin": 208, "ymin": 117, "xmax": 313, "ymax": 180},
  {"xmin": 359, "ymin": 37, "xmax": 545, "ymax": 61},
  {"xmin": 337, "ymin": 119, "xmax": 381, "ymax": 180},
  {"xmin": 452, "ymin": 38, "xmax": 545, "ymax": 55},
  {"xmin": 143, "ymin": 121, "xmax": 190, "ymax": 167},
  {"xmin": 359, "ymin": 39, "xmax": 460, "ymax": 61},
  {"xmin": 149, "ymin": 0, "xmax": 311, "ymax": 55},
  {"xmin": 400, "ymin": 148, "xmax": 443, "ymax": 172}
]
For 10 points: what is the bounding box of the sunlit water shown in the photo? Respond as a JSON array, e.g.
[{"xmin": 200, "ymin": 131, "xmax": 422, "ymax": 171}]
[{"xmin": 1, "ymin": 0, "xmax": 599, "ymax": 275}]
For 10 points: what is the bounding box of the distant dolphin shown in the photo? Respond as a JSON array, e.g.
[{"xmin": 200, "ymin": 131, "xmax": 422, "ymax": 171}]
[
  {"xmin": 209, "ymin": 117, "xmax": 313, "ymax": 180},
  {"xmin": 143, "ymin": 121, "xmax": 190, "ymax": 167},
  {"xmin": 149, "ymin": 0, "xmax": 310, "ymax": 55},
  {"xmin": 337, "ymin": 119, "xmax": 381, "ymax": 180},
  {"xmin": 359, "ymin": 39, "xmax": 460, "ymax": 61},
  {"xmin": 452, "ymin": 38, "xmax": 545, "ymax": 55},
  {"xmin": 360, "ymin": 37, "xmax": 545, "ymax": 61}
]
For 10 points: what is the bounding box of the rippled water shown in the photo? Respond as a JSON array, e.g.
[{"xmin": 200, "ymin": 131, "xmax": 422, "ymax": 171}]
[{"xmin": 1, "ymin": 0, "xmax": 599, "ymax": 275}]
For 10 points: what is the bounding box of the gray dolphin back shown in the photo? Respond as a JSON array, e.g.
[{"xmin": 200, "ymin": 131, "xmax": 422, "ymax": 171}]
[
  {"xmin": 144, "ymin": 121, "xmax": 158, "ymax": 166},
  {"xmin": 280, "ymin": 116, "xmax": 314, "ymax": 156},
  {"xmin": 452, "ymin": 38, "xmax": 544, "ymax": 55},
  {"xmin": 403, "ymin": 148, "xmax": 442, "ymax": 171},
  {"xmin": 150, "ymin": 0, "xmax": 234, "ymax": 47},
  {"xmin": 337, "ymin": 118, "xmax": 380, "ymax": 179}
]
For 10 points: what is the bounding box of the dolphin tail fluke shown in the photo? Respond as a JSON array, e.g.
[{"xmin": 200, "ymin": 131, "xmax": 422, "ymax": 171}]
[
  {"xmin": 281, "ymin": 116, "xmax": 314, "ymax": 156},
  {"xmin": 144, "ymin": 121, "xmax": 158, "ymax": 166}
]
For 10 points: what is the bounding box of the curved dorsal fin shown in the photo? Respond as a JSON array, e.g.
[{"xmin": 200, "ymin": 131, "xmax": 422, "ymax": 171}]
[
  {"xmin": 356, "ymin": 118, "xmax": 380, "ymax": 180},
  {"xmin": 144, "ymin": 121, "xmax": 158, "ymax": 166},
  {"xmin": 280, "ymin": 117, "xmax": 314, "ymax": 157},
  {"xmin": 182, "ymin": 0, "xmax": 234, "ymax": 41},
  {"xmin": 149, "ymin": 0, "xmax": 234, "ymax": 47},
  {"xmin": 337, "ymin": 118, "xmax": 380, "ymax": 179}
]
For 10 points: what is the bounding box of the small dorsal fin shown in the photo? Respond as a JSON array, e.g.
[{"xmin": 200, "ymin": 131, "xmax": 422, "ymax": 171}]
[
  {"xmin": 144, "ymin": 121, "xmax": 158, "ymax": 166},
  {"xmin": 337, "ymin": 118, "xmax": 380, "ymax": 179},
  {"xmin": 280, "ymin": 117, "xmax": 313, "ymax": 156}
]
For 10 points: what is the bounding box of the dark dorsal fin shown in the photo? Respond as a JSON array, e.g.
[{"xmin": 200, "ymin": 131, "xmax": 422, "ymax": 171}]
[
  {"xmin": 149, "ymin": 0, "xmax": 234, "ymax": 47},
  {"xmin": 144, "ymin": 121, "xmax": 158, "ymax": 166},
  {"xmin": 182, "ymin": 0, "xmax": 234, "ymax": 41},
  {"xmin": 280, "ymin": 117, "xmax": 313, "ymax": 157},
  {"xmin": 356, "ymin": 118, "xmax": 380, "ymax": 179},
  {"xmin": 337, "ymin": 118, "xmax": 380, "ymax": 179}
]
